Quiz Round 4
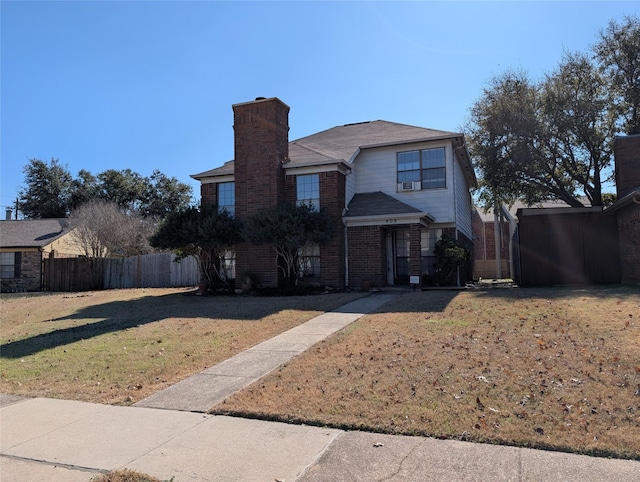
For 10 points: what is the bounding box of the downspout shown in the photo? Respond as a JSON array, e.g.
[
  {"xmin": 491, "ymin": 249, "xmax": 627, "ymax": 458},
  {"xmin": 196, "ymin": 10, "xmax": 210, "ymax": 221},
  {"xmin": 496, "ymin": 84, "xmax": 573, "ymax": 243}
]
[
  {"xmin": 39, "ymin": 247, "xmax": 45, "ymax": 292},
  {"xmin": 344, "ymin": 222, "xmax": 349, "ymax": 288},
  {"xmin": 343, "ymin": 166, "xmax": 353, "ymax": 289}
]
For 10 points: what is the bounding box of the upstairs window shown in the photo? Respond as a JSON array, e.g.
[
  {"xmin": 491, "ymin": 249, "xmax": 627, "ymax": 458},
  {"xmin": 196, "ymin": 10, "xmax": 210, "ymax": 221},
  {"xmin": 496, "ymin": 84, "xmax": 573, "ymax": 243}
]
[
  {"xmin": 296, "ymin": 174, "xmax": 320, "ymax": 211},
  {"xmin": 397, "ymin": 147, "xmax": 446, "ymax": 190},
  {"xmin": 218, "ymin": 182, "xmax": 235, "ymax": 216}
]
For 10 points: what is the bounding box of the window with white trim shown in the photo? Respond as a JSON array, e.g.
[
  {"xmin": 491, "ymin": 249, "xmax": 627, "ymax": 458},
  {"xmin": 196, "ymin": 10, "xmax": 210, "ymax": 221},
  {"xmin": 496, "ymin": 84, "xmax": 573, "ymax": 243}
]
[
  {"xmin": 397, "ymin": 147, "xmax": 446, "ymax": 190},
  {"xmin": 296, "ymin": 174, "xmax": 320, "ymax": 211},
  {"xmin": 218, "ymin": 182, "xmax": 235, "ymax": 216}
]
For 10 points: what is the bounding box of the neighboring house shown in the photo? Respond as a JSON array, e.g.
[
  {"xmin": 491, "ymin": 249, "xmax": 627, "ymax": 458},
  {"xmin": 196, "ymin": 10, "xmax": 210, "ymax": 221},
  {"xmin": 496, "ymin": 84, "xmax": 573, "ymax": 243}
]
[
  {"xmin": 191, "ymin": 97, "xmax": 477, "ymax": 290},
  {"xmin": 0, "ymin": 218, "xmax": 82, "ymax": 292},
  {"xmin": 472, "ymin": 205, "xmax": 515, "ymax": 279}
]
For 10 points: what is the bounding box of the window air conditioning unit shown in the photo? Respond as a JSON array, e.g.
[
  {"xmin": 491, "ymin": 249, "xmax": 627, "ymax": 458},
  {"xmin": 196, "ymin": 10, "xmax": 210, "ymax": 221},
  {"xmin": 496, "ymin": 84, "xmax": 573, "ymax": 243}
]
[{"xmin": 399, "ymin": 181, "xmax": 421, "ymax": 191}]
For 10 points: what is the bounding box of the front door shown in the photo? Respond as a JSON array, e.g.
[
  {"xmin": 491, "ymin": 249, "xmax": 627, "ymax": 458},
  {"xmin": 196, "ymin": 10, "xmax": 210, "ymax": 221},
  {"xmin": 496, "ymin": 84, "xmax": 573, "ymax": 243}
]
[{"xmin": 386, "ymin": 229, "xmax": 412, "ymax": 285}]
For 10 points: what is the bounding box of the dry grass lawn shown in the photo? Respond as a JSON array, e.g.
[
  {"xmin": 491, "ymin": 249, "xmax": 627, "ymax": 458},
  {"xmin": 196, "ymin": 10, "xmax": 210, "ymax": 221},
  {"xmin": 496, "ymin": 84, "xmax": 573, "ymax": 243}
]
[
  {"xmin": 0, "ymin": 287, "xmax": 364, "ymax": 404},
  {"xmin": 213, "ymin": 286, "xmax": 640, "ymax": 460}
]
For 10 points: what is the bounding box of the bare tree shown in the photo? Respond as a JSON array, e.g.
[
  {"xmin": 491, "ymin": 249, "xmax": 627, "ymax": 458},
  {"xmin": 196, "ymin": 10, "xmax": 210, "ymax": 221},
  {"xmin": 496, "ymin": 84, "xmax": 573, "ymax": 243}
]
[{"xmin": 69, "ymin": 200, "xmax": 155, "ymax": 257}]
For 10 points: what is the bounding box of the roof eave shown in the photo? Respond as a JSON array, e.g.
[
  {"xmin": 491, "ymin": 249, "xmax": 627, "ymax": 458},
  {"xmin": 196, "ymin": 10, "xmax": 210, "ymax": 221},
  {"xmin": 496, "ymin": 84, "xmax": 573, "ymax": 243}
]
[
  {"xmin": 343, "ymin": 212, "xmax": 435, "ymax": 227},
  {"xmin": 604, "ymin": 189, "xmax": 640, "ymax": 214}
]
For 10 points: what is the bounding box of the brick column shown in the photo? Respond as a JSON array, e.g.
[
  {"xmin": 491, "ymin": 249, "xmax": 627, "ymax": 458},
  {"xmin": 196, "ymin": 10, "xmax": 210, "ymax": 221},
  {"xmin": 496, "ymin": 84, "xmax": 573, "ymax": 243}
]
[{"xmin": 614, "ymin": 135, "xmax": 640, "ymax": 198}]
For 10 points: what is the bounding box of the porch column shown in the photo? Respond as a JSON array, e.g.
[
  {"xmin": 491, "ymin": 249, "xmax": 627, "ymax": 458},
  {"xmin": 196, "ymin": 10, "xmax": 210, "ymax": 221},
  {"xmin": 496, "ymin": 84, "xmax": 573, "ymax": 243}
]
[{"xmin": 409, "ymin": 224, "xmax": 422, "ymax": 280}]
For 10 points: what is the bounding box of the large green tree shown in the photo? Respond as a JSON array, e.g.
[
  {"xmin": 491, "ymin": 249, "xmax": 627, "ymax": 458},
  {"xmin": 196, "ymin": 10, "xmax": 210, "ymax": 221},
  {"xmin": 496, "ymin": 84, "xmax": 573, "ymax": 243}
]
[
  {"xmin": 17, "ymin": 160, "xmax": 193, "ymax": 219},
  {"xmin": 142, "ymin": 170, "xmax": 194, "ymax": 218},
  {"xmin": 467, "ymin": 15, "xmax": 638, "ymax": 208},
  {"xmin": 595, "ymin": 15, "xmax": 640, "ymax": 134},
  {"xmin": 96, "ymin": 169, "xmax": 147, "ymax": 214},
  {"xmin": 242, "ymin": 203, "xmax": 332, "ymax": 289},
  {"xmin": 18, "ymin": 158, "xmax": 73, "ymax": 218}
]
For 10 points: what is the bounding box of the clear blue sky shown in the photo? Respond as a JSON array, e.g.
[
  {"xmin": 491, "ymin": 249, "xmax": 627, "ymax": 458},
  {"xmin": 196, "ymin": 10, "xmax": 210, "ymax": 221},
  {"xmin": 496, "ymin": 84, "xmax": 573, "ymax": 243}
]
[{"xmin": 1, "ymin": 1, "xmax": 637, "ymax": 212}]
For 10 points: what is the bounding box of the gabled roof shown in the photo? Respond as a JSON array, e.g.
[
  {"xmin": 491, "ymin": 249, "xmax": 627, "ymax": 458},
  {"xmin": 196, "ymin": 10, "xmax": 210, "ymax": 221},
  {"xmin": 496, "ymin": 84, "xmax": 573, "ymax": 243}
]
[
  {"xmin": 289, "ymin": 120, "xmax": 455, "ymax": 166},
  {"xmin": 0, "ymin": 219, "xmax": 72, "ymax": 249},
  {"xmin": 191, "ymin": 120, "xmax": 477, "ymax": 187}
]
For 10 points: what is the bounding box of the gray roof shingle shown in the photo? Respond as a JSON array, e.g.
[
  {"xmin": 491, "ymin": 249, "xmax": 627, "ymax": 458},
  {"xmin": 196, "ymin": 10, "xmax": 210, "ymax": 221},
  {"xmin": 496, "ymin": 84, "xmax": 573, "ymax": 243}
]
[
  {"xmin": 345, "ymin": 192, "xmax": 423, "ymax": 217},
  {"xmin": 0, "ymin": 219, "xmax": 72, "ymax": 248},
  {"xmin": 191, "ymin": 120, "xmax": 465, "ymax": 179}
]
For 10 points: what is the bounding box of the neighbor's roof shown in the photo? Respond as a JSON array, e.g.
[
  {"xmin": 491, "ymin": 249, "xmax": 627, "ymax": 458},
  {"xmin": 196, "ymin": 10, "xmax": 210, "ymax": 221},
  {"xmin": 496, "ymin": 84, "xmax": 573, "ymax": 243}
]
[
  {"xmin": 474, "ymin": 197, "xmax": 593, "ymax": 223},
  {"xmin": 0, "ymin": 219, "xmax": 72, "ymax": 249},
  {"xmin": 192, "ymin": 120, "xmax": 476, "ymax": 186}
]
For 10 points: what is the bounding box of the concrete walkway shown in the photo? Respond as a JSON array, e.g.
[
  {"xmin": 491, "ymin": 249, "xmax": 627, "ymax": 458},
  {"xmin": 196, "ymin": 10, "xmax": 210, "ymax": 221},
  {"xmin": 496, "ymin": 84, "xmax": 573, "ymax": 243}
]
[
  {"xmin": 1, "ymin": 292, "xmax": 639, "ymax": 481},
  {"xmin": 135, "ymin": 293, "xmax": 399, "ymax": 412}
]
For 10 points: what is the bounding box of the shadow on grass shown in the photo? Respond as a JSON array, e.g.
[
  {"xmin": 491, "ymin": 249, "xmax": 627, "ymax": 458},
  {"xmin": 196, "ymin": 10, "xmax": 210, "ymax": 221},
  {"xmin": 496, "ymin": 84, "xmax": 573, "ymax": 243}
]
[
  {"xmin": 0, "ymin": 290, "xmax": 357, "ymax": 359},
  {"xmin": 2, "ymin": 285, "xmax": 636, "ymax": 360}
]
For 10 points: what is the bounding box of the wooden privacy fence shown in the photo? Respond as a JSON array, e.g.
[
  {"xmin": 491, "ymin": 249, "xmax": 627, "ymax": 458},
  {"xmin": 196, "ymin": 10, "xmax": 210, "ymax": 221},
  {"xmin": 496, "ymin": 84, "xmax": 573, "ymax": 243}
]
[
  {"xmin": 514, "ymin": 208, "xmax": 620, "ymax": 286},
  {"xmin": 43, "ymin": 253, "xmax": 200, "ymax": 292}
]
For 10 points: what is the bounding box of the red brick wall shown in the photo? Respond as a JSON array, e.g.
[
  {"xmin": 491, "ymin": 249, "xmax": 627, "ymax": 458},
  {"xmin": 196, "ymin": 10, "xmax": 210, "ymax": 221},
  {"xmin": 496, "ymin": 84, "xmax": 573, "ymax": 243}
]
[
  {"xmin": 233, "ymin": 98, "xmax": 290, "ymax": 287},
  {"xmin": 472, "ymin": 211, "xmax": 509, "ymax": 261},
  {"xmin": 617, "ymin": 204, "xmax": 640, "ymax": 284},
  {"xmin": 613, "ymin": 135, "xmax": 640, "ymax": 284},
  {"xmin": 284, "ymin": 171, "xmax": 346, "ymax": 289},
  {"xmin": 319, "ymin": 171, "xmax": 346, "ymax": 288},
  {"xmin": 201, "ymin": 183, "xmax": 217, "ymax": 208},
  {"xmin": 348, "ymin": 225, "xmax": 386, "ymax": 289},
  {"xmin": 614, "ymin": 135, "xmax": 640, "ymax": 198}
]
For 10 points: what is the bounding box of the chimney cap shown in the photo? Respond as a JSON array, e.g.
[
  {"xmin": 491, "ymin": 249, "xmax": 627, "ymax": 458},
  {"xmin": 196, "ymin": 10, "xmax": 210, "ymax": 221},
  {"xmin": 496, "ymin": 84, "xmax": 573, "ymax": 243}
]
[{"xmin": 255, "ymin": 97, "xmax": 267, "ymax": 101}]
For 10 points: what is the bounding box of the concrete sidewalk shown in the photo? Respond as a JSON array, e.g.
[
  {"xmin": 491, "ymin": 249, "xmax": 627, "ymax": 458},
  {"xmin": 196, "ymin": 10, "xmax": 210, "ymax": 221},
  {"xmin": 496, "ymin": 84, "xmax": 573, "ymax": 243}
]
[
  {"xmin": 2, "ymin": 395, "xmax": 639, "ymax": 482},
  {"xmin": 1, "ymin": 292, "xmax": 639, "ymax": 481}
]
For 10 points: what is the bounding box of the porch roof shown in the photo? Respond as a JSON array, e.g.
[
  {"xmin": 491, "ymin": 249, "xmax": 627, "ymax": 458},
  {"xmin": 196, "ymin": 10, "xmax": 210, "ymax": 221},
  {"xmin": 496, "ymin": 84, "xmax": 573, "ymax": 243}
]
[{"xmin": 343, "ymin": 192, "xmax": 435, "ymax": 227}]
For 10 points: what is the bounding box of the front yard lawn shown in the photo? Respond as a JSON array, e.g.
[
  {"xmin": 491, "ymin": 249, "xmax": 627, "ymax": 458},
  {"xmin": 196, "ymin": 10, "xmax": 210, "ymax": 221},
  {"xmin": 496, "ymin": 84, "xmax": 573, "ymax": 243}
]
[
  {"xmin": 212, "ymin": 286, "xmax": 640, "ymax": 460},
  {"xmin": 0, "ymin": 287, "xmax": 364, "ymax": 405}
]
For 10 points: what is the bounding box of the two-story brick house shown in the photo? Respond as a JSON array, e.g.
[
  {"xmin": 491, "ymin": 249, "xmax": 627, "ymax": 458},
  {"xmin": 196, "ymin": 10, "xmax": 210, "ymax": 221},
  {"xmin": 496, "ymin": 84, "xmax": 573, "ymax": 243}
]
[{"xmin": 192, "ymin": 97, "xmax": 477, "ymax": 290}]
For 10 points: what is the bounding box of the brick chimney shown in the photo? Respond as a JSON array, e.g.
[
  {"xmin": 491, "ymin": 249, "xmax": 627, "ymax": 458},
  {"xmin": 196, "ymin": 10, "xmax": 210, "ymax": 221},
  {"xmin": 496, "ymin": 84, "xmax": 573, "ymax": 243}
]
[
  {"xmin": 233, "ymin": 97, "xmax": 290, "ymax": 287},
  {"xmin": 614, "ymin": 135, "xmax": 640, "ymax": 198},
  {"xmin": 233, "ymin": 97, "xmax": 290, "ymax": 220}
]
